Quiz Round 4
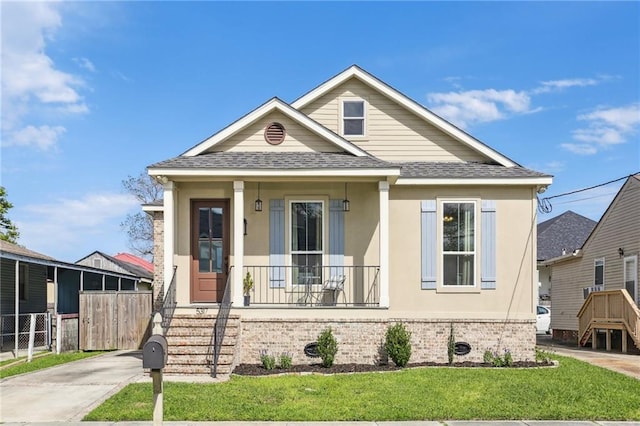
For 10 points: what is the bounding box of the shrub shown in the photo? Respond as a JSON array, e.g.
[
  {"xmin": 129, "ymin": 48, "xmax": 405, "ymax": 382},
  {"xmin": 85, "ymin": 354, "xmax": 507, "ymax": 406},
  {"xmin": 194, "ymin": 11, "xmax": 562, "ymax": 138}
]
[
  {"xmin": 316, "ymin": 327, "xmax": 338, "ymax": 367},
  {"xmin": 447, "ymin": 323, "xmax": 455, "ymax": 365},
  {"xmin": 385, "ymin": 323, "xmax": 412, "ymax": 367},
  {"xmin": 259, "ymin": 349, "xmax": 276, "ymax": 370},
  {"xmin": 483, "ymin": 349, "xmax": 513, "ymax": 367},
  {"xmin": 535, "ymin": 347, "xmax": 552, "ymax": 364},
  {"xmin": 278, "ymin": 352, "xmax": 292, "ymax": 369}
]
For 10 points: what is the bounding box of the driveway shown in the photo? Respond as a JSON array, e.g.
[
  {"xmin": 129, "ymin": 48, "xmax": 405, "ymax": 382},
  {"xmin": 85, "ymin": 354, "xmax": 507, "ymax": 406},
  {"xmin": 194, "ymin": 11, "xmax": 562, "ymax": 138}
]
[{"xmin": 0, "ymin": 350, "xmax": 144, "ymax": 422}]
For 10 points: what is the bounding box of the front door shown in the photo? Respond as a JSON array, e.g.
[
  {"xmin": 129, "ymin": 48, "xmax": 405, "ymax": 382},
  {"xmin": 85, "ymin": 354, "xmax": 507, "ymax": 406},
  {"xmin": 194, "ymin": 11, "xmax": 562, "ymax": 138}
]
[{"xmin": 191, "ymin": 200, "xmax": 230, "ymax": 303}]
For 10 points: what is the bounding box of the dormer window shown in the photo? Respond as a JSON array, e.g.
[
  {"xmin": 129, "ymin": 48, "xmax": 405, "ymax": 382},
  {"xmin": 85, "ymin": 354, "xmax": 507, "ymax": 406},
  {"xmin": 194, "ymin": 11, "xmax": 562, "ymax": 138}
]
[{"xmin": 342, "ymin": 99, "xmax": 365, "ymax": 136}]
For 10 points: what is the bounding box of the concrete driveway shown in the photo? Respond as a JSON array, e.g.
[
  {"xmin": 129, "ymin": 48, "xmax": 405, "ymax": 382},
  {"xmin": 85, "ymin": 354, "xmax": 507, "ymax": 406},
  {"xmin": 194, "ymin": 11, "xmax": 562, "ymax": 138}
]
[{"xmin": 0, "ymin": 350, "xmax": 144, "ymax": 422}]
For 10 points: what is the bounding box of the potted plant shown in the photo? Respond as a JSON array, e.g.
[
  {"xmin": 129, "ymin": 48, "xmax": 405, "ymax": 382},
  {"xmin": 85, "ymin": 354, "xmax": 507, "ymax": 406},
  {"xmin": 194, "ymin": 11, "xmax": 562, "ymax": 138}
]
[{"xmin": 243, "ymin": 271, "xmax": 254, "ymax": 306}]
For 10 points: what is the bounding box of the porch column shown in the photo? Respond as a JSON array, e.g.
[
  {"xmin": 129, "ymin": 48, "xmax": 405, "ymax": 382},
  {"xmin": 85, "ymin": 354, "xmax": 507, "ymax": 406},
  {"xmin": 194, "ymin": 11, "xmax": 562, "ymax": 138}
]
[
  {"xmin": 163, "ymin": 180, "xmax": 175, "ymax": 294},
  {"xmin": 15, "ymin": 260, "xmax": 19, "ymax": 357},
  {"xmin": 379, "ymin": 181, "xmax": 390, "ymax": 308},
  {"xmin": 233, "ymin": 181, "xmax": 244, "ymax": 306}
]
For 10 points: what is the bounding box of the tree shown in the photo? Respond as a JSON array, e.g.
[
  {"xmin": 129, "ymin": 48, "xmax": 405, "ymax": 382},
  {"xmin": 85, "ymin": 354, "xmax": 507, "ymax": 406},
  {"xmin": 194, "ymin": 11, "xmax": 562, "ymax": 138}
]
[
  {"xmin": 120, "ymin": 172, "xmax": 163, "ymax": 258},
  {"xmin": 0, "ymin": 186, "xmax": 19, "ymax": 244}
]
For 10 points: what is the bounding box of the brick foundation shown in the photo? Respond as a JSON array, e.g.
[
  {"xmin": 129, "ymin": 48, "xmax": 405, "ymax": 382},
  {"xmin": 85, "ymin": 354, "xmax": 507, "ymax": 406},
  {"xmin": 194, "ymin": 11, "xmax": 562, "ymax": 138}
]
[
  {"xmin": 238, "ymin": 318, "xmax": 536, "ymax": 365},
  {"xmin": 552, "ymin": 328, "xmax": 579, "ymax": 345}
]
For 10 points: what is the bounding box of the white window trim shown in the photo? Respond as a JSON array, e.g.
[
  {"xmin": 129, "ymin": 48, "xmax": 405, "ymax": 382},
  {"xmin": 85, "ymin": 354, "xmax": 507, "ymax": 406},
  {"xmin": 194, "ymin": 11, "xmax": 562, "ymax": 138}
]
[
  {"xmin": 438, "ymin": 199, "xmax": 479, "ymax": 292},
  {"xmin": 286, "ymin": 198, "xmax": 327, "ymax": 290},
  {"xmin": 594, "ymin": 257, "xmax": 605, "ymax": 288},
  {"xmin": 341, "ymin": 97, "xmax": 367, "ymax": 138}
]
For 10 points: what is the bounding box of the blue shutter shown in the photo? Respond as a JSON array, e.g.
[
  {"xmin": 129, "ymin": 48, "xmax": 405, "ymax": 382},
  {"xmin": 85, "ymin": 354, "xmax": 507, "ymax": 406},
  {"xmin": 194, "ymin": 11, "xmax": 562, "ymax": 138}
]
[
  {"xmin": 481, "ymin": 200, "xmax": 496, "ymax": 290},
  {"xmin": 269, "ymin": 199, "xmax": 285, "ymax": 288},
  {"xmin": 421, "ymin": 200, "xmax": 437, "ymax": 289},
  {"xmin": 329, "ymin": 200, "xmax": 345, "ymax": 277}
]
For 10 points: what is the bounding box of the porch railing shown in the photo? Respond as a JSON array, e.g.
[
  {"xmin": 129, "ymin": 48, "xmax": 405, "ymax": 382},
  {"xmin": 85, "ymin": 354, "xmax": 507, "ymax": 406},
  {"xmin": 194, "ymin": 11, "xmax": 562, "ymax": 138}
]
[
  {"xmin": 243, "ymin": 265, "xmax": 380, "ymax": 307},
  {"xmin": 211, "ymin": 266, "xmax": 233, "ymax": 377},
  {"xmin": 160, "ymin": 266, "xmax": 178, "ymax": 335}
]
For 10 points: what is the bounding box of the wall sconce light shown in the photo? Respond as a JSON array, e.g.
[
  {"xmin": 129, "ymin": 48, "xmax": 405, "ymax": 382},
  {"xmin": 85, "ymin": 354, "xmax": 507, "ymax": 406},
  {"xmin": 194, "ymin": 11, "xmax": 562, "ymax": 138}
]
[
  {"xmin": 255, "ymin": 183, "xmax": 263, "ymax": 212},
  {"xmin": 343, "ymin": 183, "xmax": 350, "ymax": 212},
  {"xmin": 618, "ymin": 247, "xmax": 624, "ymax": 257},
  {"xmin": 244, "ymin": 218, "xmax": 248, "ymax": 236}
]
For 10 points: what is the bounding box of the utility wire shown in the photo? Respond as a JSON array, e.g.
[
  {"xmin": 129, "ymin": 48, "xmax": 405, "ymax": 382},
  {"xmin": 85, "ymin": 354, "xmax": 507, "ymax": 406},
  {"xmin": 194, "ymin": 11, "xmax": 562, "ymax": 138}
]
[{"xmin": 537, "ymin": 172, "xmax": 638, "ymax": 214}]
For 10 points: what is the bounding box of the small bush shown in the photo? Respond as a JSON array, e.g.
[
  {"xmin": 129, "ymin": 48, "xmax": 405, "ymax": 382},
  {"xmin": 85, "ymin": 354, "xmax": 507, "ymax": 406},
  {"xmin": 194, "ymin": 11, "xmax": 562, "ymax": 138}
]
[
  {"xmin": 316, "ymin": 327, "xmax": 338, "ymax": 367},
  {"xmin": 535, "ymin": 347, "xmax": 552, "ymax": 364},
  {"xmin": 260, "ymin": 349, "xmax": 276, "ymax": 370},
  {"xmin": 385, "ymin": 323, "xmax": 412, "ymax": 367},
  {"xmin": 483, "ymin": 349, "xmax": 513, "ymax": 367},
  {"xmin": 278, "ymin": 352, "xmax": 292, "ymax": 369},
  {"xmin": 447, "ymin": 323, "xmax": 455, "ymax": 365}
]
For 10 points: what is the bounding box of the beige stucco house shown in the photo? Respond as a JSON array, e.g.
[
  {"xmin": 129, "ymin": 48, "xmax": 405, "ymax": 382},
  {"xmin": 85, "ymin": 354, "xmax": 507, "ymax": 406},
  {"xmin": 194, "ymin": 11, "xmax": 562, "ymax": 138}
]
[
  {"xmin": 542, "ymin": 175, "xmax": 639, "ymax": 351},
  {"xmin": 146, "ymin": 65, "xmax": 552, "ymax": 374}
]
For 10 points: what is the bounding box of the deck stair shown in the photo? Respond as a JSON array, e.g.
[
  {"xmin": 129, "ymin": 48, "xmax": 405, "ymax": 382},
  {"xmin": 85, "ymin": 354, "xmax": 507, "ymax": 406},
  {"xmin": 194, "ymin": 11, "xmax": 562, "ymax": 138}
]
[
  {"xmin": 578, "ymin": 289, "xmax": 640, "ymax": 352},
  {"xmin": 163, "ymin": 314, "xmax": 240, "ymax": 375}
]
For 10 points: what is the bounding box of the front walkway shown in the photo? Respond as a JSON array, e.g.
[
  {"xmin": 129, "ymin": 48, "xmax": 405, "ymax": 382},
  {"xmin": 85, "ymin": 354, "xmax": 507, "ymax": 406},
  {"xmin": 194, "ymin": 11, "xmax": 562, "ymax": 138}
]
[{"xmin": 537, "ymin": 334, "xmax": 640, "ymax": 380}]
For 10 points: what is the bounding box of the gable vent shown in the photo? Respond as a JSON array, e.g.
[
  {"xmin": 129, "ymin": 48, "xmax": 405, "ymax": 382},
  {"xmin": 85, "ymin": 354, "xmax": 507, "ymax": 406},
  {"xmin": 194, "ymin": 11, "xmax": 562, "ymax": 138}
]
[{"xmin": 264, "ymin": 122, "xmax": 286, "ymax": 145}]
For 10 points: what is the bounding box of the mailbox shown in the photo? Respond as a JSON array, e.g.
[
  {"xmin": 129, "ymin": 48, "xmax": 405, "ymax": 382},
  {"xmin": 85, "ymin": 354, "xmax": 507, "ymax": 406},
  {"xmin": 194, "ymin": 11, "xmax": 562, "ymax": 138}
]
[{"xmin": 143, "ymin": 334, "xmax": 168, "ymax": 369}]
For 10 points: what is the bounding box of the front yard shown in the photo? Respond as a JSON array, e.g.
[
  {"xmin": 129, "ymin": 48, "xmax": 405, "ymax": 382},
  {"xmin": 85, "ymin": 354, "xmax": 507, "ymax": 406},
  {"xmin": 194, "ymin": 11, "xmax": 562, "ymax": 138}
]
[{"xmin": 86, "ymin": 354, "xmax": 640, "ymax": 421}]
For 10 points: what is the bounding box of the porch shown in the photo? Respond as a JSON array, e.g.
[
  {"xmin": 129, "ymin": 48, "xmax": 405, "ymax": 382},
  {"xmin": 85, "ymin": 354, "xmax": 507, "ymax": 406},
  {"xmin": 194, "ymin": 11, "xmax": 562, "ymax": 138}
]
[
  {"xmin": 578, "ymin": 289, "xmax": 640, "ymax": 353},
  {"xmin": 242, "ymin": 265, "xmax": 380, "ymax": 307}
]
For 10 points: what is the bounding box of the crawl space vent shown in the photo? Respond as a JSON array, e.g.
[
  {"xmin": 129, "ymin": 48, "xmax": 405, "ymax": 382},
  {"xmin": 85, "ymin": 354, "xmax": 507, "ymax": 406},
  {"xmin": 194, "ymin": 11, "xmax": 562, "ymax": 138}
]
[{"xmin": 264, "ymin": 122, "xmax": 286, "ymax": 145}]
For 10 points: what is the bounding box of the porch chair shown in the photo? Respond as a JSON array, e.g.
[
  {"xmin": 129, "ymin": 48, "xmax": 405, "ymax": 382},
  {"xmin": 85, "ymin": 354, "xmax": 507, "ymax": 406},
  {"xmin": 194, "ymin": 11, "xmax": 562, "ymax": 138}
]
[{"xmin": 321, "ymin": 274, "xmax": 346, "ymax": 305}]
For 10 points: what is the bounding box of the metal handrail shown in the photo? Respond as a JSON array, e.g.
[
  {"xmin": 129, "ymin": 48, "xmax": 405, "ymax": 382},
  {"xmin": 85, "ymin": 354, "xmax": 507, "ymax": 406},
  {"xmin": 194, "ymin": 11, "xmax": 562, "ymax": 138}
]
[
  {"xmin": 212, "ymin": 266, "xmax": 233, "ymax": 377},
  {"xmin": 160, "ymin": 266, "xmax": 177, "ymax": 336},
  {"xmin": 243, "ymin": 265, "xmax": 380, "ymax": 307}
]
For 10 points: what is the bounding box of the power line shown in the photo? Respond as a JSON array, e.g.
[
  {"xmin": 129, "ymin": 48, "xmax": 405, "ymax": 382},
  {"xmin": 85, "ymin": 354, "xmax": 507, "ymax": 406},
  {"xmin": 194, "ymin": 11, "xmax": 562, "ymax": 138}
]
[{"xmin": 537, "ymin": 172, "xmax": 638, "ymax": 214}]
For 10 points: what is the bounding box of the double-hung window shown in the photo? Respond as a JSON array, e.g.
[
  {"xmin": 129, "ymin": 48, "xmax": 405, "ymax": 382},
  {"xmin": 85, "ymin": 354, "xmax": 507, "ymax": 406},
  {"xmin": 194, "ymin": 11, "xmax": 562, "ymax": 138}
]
[
  {"xmin": 290, "ymin": 201, "xmax": 323, "ymax": 285},
  {"xmin": 442, "ymin": 202, "xmax": 476, "ymax": 286},
  {"xmin": 342, "ymin": 99, "xmax": 365, "ymax": 136},
  {"xmin": 594, "ymin": 258, "xmax": 604, "ymax": 289}
]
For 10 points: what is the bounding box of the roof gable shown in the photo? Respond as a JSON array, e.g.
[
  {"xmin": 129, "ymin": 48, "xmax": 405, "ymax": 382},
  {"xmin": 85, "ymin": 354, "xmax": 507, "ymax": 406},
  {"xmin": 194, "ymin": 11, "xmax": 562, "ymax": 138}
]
[
  {"xmin": 182, "ymin": 98, "xmax": 369, "ymax": 157},
  {"xmin": 537, "ymin": 211, "xmax": 597, "ymax": 261},
  {"xmin": 292, "ymin": 65, "xmax": 518, "ymax": 167},
  {"xmin": 581, "ymin": 174, "xmax": 640, "ymax": 253}
]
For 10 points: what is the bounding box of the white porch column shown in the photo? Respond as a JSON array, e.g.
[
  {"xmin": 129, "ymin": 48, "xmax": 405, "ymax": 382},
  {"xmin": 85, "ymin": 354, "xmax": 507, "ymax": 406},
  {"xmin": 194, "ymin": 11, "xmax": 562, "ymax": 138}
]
[
  {"xmin": 15, "ymin": 260, "xmax": 19, "ymax": 357},
  {"xmin": 163, "ymin": 180, "xmax": 175, "ymax": 292},
  {"xmin": 379, "ymin": 181, "xmax": 390, "ymax": 308},
  {"xmin": 233, "ymin": 181, "xmax": 245, "ymax": 306}
]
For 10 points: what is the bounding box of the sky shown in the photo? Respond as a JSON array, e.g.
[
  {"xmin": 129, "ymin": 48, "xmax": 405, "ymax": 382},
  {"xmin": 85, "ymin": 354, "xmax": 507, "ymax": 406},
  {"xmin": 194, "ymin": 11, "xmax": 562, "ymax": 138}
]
[{"xmin": 1, "ymin": 1, "xmax": 639, "ymax": 263}]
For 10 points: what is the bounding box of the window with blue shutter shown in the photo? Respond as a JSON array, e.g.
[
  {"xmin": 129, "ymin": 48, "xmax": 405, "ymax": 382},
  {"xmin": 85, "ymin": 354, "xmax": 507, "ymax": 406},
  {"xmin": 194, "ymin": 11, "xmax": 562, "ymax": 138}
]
[
  {"xmin": 269, "ymin": 199, "xmax": 285, "ymax": 288},
  {"xmin": 421, "ymin": 200, "xmax": 437, "ymax": 289},
  {"xmin": 481, "ymin": 200, "xmax": 496, "ymax": 290},
  {"xmin": 329, "ymin": 200, "xmax": 345, "ymax": 277}
]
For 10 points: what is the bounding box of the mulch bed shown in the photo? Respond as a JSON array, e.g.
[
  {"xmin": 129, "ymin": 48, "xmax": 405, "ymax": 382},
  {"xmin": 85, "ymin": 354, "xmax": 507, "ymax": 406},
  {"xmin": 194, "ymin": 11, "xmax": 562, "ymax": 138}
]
[{"xmin": 233, "ymin": 360, "xmax": 552, "ymax": 376}]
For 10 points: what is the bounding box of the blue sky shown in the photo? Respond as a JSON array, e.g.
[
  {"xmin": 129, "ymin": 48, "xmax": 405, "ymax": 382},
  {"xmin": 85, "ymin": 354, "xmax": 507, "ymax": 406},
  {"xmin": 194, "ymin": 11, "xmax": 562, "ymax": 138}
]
[{"xmin": 1, "ymin": 1, "xmax": 638, "ymax": 262}]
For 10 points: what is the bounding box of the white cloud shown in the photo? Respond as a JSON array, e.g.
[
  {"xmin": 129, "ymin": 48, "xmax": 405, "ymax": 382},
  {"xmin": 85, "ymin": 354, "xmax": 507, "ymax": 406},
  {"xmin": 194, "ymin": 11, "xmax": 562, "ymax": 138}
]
[
  {"xmin": 5, "ymin": 125, "xmax": 66, "ymax": 150},
  {"xmin": 1, "ymin": 2, "xmax": 89, "ymax": 150},
  {"xmin": 427, "ymin": 89, "xmax": 534, "ymax": 128},
  {"xmin": 560, "ymin": 143, "xmax": 598, "ymax": 156},
  {"xmin": 16, "ymin": 193, "xmax": 140, "ymax": 261},
  {"xmin": 532, "ymin": 78, "xmax": 598, "ymax": 94},
  {"xmin": 73, "ymin": 57, "xmax": 96, "ymax": 72},
  {"xmin": 562, "ymin": 104, "xmax": 640, "ymax": 155}
]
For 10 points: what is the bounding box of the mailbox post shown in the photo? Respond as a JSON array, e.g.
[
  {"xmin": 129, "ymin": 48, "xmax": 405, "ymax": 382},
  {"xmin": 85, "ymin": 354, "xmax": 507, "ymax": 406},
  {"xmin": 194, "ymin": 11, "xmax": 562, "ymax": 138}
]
[{"xmin": 143, "ymin": 314, "xmax": 168, "ymax": 426}]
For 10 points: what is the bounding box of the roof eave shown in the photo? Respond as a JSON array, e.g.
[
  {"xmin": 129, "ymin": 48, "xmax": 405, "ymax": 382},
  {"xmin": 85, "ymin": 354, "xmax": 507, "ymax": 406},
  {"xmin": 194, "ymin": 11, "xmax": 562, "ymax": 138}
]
[
  {"xmin": 148, "ymin": 167, "xmax": 401, "ymax": 178},
  {"xmin": 396, "ymin": 176, "xmax": 553, "ymax": 186}
]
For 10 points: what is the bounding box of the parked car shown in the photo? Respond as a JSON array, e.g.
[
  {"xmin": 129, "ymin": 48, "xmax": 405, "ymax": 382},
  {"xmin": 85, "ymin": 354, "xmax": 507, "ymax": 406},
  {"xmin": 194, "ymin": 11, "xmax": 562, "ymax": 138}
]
[{"xmin": 536, "ymin": 305, "xmax": 551, "ymax": 334}]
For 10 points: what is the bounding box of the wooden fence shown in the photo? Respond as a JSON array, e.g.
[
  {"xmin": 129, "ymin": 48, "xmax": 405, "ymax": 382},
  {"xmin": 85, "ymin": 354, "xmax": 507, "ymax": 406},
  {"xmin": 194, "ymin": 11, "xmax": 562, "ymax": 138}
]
[{"xmin": 79, "ymin": 291, "xmax": 152, "ymax": 350}]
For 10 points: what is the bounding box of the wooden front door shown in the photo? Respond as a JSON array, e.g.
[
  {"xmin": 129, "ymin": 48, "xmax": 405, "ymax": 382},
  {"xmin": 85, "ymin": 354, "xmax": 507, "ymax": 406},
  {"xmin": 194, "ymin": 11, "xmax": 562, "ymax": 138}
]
[{"xmin": 191, "ymin": 200, "xmax": 230, "ymax": 303}]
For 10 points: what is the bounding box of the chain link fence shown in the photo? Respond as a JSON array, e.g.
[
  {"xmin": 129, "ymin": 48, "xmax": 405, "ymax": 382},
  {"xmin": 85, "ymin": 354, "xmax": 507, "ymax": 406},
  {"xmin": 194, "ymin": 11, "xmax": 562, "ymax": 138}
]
[{"xmin": 0, "ymin": 313, "xmax": 52, "ymax": 356}]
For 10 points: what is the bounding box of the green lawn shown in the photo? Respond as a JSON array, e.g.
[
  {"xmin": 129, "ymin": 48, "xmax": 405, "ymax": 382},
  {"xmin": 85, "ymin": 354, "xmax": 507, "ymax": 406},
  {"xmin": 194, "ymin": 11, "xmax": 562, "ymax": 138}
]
[
  {"xmin": 85, "ymin": 355, "xmax": 640, "ymax": 421},
  {"xmin": 0, "ymin": 351, "xmax": 105, "ymax": 379}
]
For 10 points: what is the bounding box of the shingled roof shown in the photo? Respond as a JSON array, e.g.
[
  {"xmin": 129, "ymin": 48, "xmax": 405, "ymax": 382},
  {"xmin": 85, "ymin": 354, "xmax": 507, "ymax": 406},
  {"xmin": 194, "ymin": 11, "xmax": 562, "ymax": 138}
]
[
  {"xmin": 537, "ymin": 210, "xmax": 597, "ymax": 261},
  {"xmin": 148, "ymin": 152, "xmax": 549, "ymax": 179}
]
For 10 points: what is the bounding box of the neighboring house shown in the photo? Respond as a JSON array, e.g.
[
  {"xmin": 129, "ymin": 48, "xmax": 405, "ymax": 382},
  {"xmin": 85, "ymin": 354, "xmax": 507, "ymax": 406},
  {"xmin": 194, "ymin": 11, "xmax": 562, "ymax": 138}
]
[
  {"xmin": 537, "ymin": 211, "xmax": 597, "ymax": 304},
  {"xmin": 542, "ymin": 175, "xmax": 639, "ymax": 351},
  {"xmin": 0, "ymin": 240, "xmax": 143, "ymax": 354},
  {"xmin": 145, "ymin": 65, "xmax": 552, "ymax": 374},
  {"xmin": 76, "ymin": 251, "xmax": 154, "ymax": 290}
]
